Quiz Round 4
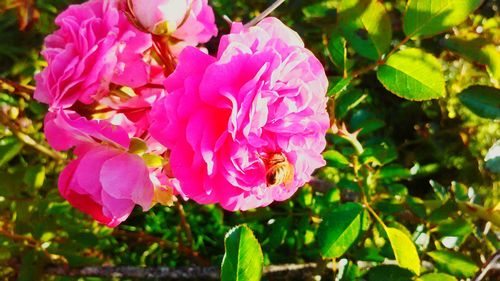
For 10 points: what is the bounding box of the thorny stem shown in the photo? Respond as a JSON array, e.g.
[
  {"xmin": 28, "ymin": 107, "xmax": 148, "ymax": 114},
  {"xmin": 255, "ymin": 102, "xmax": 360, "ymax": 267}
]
[{"xmin": 244, "ymin": 0, "xmax": 286, "ymax": 28}]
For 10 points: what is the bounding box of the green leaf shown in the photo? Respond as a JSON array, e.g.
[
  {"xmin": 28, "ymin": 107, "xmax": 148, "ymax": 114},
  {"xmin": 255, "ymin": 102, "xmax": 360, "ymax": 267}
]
[
  {"xmin": 23, "ymin": 165, "xmax": 45, "ymax": 189},
  {"xmin": 443, "ymin": 36, "xmax": 500, "ymax": 80},
  {"xmin": 350, "ymin": 110, "xmax": 385, "ymax": 135},
  {"xmin": 335, "ymin": 90, "xmax": 367, "ymax": 119},
  {"xmin": 377, "ymin": 48, "xmax": 445, "ymax": 100},
  {"xmin": 379, "ymin": 164, "xmax": 412, "ymax": 180},
  {"xmin": 416, "ymin": 273, "xmax": 457, "ymax": 281},
  {"xmin": 338, "ymin": 0, "xmax": 392, "ymax": 60},
  {"xmin": 221, "ymin": 225, "xmax": 263, "ymax": 281},
  {"xmin": 485, "ymin": 140, "xmax": 500, "ymax": 173},
  {"xmin": 323, "ymin": 150, "xmax": 350, "ymax": 168},
  {"xmin": 328, "ymin": 30, "xmax": 353, "ymax": 75},
  {"xmin": 403, "ymin": 0, "xmax": 483, "ymax": 38},
  {"xmin": 427, "ymin": 251, "xmax": 478, "ymax": 278},
  {"xmin": 0, "ymin": 136, "xmax": 23, "ymax": 167},
  {"xmin": 328, "ymin": 76, "xmax": 353, "ymax": 97},
  {"xmin": 365, "ymin": 265, "xmax": 414, "ymax": 281},
  {"xmin": 318, "ymin": 202, "xmax": 370, "ymax": 258},
  {"xmin": 457, "ymin": 86, "xmax": 500, "ymax": 120},
  {"xmin": 429, "ymin": 180, "xmax": 448, "ymax": 201},
  {"xmin": 386, "ymin": 227, "xmax": 421, "ymax": 275}
]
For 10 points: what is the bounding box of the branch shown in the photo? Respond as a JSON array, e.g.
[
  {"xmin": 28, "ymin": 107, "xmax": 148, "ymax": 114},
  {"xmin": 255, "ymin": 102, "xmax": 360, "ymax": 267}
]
[
  {"xmin": 45, "ymin": 263, "xmax": 319, "ymax": 279},
  {"xmin": 0, "ymin": 77, "xmax": 34, "ymax": 98}
]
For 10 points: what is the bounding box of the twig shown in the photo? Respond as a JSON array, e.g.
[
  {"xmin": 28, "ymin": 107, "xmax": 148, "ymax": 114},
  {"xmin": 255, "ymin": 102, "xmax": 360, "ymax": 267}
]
[
  {"xmin": 0, "ymin": 112, "xmax": 65, "ymax": 161},
  {"xmin": 112, "ymin": 229, "xmax": 209, "ymax": 266},
  {"xmin": 244, "ymin": 0, "xmax": 286, "ymax": 28},
  {"xmin": 45, "ymin": 263, "xmax": 319, "ymax": 279},
  {"xmin": 175, "ymin": 201, "xmax": 194, "ymax": 250},
  {"xmin": 350, "ymin": 35, "xmax": 412, "ymax": 78},
  {"xmin": 0, "ymin": 77, "xmax": 34, "ymax": 96},
  {"xmin": 473, "ymin": 250, "xmax": 500, "ymax": 281}
]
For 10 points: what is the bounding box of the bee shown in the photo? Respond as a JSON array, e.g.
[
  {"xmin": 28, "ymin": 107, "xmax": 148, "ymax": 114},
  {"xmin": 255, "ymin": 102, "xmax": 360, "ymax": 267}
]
[{"xmin": 262, "ymin": 153, "xmax": 295, "ymax": 188}]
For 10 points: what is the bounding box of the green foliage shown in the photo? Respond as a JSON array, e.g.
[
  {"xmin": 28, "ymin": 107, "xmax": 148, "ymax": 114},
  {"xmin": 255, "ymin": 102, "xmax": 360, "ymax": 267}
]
[
  {"xmin": 318, "ymin": 202, "xmax": 370, "ymax": 258},
  {"xmin": 385, "ymin": 227, "xmax": 421, "ymax": 275},
  {"xmin": 0, "ymin": 0, "xmax": 499, "ymax": 280},
  {"xmin": 377, "ymin": 48, "xmax": 445, "ymax": 100},
  {"xmin": 458, "ymin": 85, "xmax": 500, "ymax": 120},
  {"xmin": 403, "ymin": 0, "xmax": 484, "ymax": 37},
  {"xmin": 221, "ymin": 225, "xmax": 263, "ymax": 281}
]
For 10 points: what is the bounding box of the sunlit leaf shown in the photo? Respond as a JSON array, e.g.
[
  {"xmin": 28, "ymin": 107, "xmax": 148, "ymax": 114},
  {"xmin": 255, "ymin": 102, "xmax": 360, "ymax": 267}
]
[
  {"xmin": 377, "ymin": 48, "xmax": 445, "ymax": 100},
  {"xmin": 221, "ymin": 225, "xmax": 263, "ymax": 281},
  {"xmin": 318, "ymin": 202, "xmax": 370, "ymax": 258},
  {"xmin": 339, "ymin": 0, "xmax": 392, "ymax": 60},
  {"xmin": 403, "ymin": 0, "xmax": 483, "ymax": 37},
  {"xmin": 386, "ymin": 227, "xmax": 421, "ymax": 275},
  {"xmin": 427, "ymin": 251, "xmax": 478, "ymax": 278}
]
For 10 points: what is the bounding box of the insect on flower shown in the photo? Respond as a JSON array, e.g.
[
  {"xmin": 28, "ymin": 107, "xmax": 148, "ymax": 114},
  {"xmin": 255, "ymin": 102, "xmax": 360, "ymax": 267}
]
[{"xmin": 261, "ymin": 152, "xmax": 295, "ymax": 188}]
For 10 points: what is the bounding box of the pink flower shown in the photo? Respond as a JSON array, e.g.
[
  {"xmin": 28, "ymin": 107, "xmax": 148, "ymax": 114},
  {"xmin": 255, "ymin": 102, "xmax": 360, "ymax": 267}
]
[
  {"xmin": 46, "ymin": 109, "xmax": 154, "ymax": 226},
  {"xmin": 172, "ymin": 0, "xmax": 217, "ymax": 44},
  {"xmin": 59, "ymin": 144, "xmax": 153, "ymax": 227},
  {"xmin": 150, "ymin": 18, "xmax": 329, "ymax": 211},
  {"xmin": 34, "ymin": 0, "xmax": 152, "ymax": 109}
]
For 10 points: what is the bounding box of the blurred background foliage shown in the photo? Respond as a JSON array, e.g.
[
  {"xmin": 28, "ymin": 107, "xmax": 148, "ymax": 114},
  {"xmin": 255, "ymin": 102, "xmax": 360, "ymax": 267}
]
[{"xmin": 0, "ymin": 0, "xmax": 499, "ymax": 280}]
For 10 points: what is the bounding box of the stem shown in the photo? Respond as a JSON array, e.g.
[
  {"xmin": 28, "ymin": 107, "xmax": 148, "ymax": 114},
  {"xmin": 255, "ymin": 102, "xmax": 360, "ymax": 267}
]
[
  {"xmin": 244, "ymin": 0, "xmax": 286, "ymax": 28},
  {"xmin": 350, "ymin": 35, "xmax": 412, "ymax": 78},
  {"xmin": 175, "ymin": 201, "xmax": 194, "ymax": 250}
]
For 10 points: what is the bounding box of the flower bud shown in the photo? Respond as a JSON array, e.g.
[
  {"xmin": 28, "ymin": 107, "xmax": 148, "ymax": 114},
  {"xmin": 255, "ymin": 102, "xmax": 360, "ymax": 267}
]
[{"xmin": 131, "ymin": 0, "xmax": 189, "ymax": 35}]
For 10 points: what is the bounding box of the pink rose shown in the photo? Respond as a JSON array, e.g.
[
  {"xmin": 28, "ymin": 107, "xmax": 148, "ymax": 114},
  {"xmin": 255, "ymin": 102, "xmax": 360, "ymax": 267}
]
[
  {"xmin": 172, "ymin": 0, "xmax": 217, "ymax": 44},
  {"xmin": 59, "ymin": 144, "xmax": 153, "ymax": 227},
  {"xmin": 34, "ymin": 0, "xmax": 152, "ymax": 109},
  {"xmin": 150, "ymin": 17, "xmax": 329, "ymax": 211},
  {"xmin": 46, "ymin": 109, "xmax": 154, "ymax": 226}
]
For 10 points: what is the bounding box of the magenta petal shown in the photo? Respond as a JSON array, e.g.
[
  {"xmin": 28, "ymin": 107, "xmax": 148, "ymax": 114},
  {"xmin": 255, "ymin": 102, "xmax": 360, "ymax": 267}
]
[{"xmin": 100, "ymin": 152, "xmax": 154, "ymax": 211}]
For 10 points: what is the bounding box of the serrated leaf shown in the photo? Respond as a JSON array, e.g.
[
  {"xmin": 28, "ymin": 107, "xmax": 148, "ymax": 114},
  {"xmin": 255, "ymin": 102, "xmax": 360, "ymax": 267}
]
[
  {"xmin": 427, "ymin": 251, "xmax": 478, "ymax": 278},
  {"xmin": 377, "ymin": 48, "xmax": 445, "ymax": 100},
  {"xmin": 458, "ymin": 85, "xmax": 500, "ymax": 120},
  {"xmin": 323, "ymin": 150, "xmax": 350, "ymax": 168},
  {"xmin": 0, "ymin": 136, "xmax": 23, "ymax": 167},
  {"xmin": 221, "ymin": 225, "xmax": 263, "ymax": 281},
  {"xmin": 318, "ymin": 202, "xmax": 370, "ymax": 258},
  {"xmin": 386, "ymin": 227, "xmax": 421, "ymax": 275},
  {"xmin": 416, "ymin": 273, "xmax": 457, "ymax": 281},
  {"xmin": 338, "ymin": 0, "xmax": 392, "ymax": 60},
  {"xmin": 403, "ymin": 0, "xmax": 483, "ymax": 38}
]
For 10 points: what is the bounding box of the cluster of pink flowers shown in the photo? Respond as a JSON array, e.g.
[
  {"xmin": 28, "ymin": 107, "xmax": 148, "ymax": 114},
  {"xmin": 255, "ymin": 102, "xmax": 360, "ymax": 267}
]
[{"xmin": 35, "ymin": 0, "xmax": 329, "ymax": 226}]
